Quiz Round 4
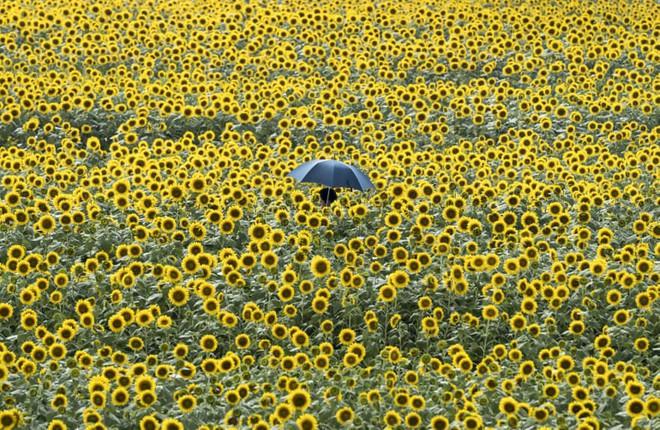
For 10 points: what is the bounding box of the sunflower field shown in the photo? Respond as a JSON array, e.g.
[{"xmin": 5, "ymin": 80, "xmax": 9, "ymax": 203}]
[{"xmin": 0, "ymin": 0, "xmax": 659, "ymax": 429}]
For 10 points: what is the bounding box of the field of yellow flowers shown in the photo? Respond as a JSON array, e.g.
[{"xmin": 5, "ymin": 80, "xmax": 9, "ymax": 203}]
[{"xmin": 0, "ymin": 0, "xmax": 659, "ymax": 429}]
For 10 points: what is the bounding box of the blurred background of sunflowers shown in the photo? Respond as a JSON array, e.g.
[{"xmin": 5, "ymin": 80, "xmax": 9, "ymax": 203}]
[{"xmin": 0, "ymin": 0, "xmax": 659, "ymax": 429}]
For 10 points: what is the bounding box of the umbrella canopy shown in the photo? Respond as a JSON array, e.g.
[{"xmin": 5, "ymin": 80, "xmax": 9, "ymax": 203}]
[{"xmin": 286, "ymin": 159, "xmax": 375, "ymax": 191}]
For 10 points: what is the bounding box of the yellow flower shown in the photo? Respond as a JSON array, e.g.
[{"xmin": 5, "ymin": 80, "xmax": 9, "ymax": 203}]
[
  {"xmin": 384, "ymin": 211, "xmax": 402, "ymax": 227},
  {"xmin": 261, "ymin": 251, "xmax": 278, "ymax": 269},
  {"xmin": 277, "ymin": 285, "xmax": 295, "ymax": 302},
  {"xmin": 338, "ymin": 328, "xmax": 356, "ymax": 345},
  {"xmin": 111, "ymin": 387, "xmax": 130, "ymax": 407},
  {"xmin": 520, "ymin": 298, "xmax": 537, "ymax": 314},
  {"xmin": 499, "ymin": 396, "xmax": 518, "ymax": 415},
  {"xmin": 311, "ymin": 296, "xmax": 329, "ymax": 314},
  {"xmin": 290, "ymin": 328, "xmax": 309, "ymax": 347},
  {"xmin": 235, "ymin": 333, "xmax": 251, "ymax": 349},
  {"xmin": 108, "ymin": 315, "xmax": 125, "ymax": 333},
  {"xmin": 509, "ymin": 313, "xmax": 527, "ymax": 332},
  {"xmin": 181, "ymin": 256, "xmax": 199, "ymax": 274},
  {"xmin": 296, "ymin": 413, "xmax": 317, "ymax": 430},
  {"xmin": 200, "ymin": 335, "xmax": 218, "ymax": 352},
  {"xmin": 442, "ymin": 205, "xmax": 459, "ymax": 222},
  {"xmin": 634, "ymin": 337, "xmax": 649, "ymax": 352},
  {"xmin": 275, "ymin": 403, "xmax": 293, "ymax": 422},
  {"xmin": 626, "ymin": 398, "xmax": 645, "ymax": 418},
  {"xmin": 383, "ymin": 410, "xmax": 402, "ymax": 427},
  {"xmin": 177, "ymin": 394, "xmax": 197, "ymax": 412},
  {"xmin": 7, "ymin": 244, "xmax": 26, "ymax": 260},
  {"xmin": 168, "ymin": 286, "xmax": 189, "ymax": 306},
  {"xmin": 288, "ymin": 388, "xmax": 311, "ymax": 411},
  {"xmin": 388, "ymin": 270, "xmax": 410, "ymax": 288},
  {"xmin": 159, "ymin": 418, "xmax": 183, "ymax": 430},
  {"xmin": 90, "ymin": 391, "xmax": 107, "ymax": 409},
  {"xmin": 48, "ymin": 419, "xmax": 67, "ymax": 430},
  {"xmin": 335, "ymin": 406, "xmax": 354, "ymax": 425},
  {"xmin": 482, "ymin": 305, "xmax": 499, "ymax": 321},
  {"xmin": 430, "ymin": 415, "xmax": 450, "ymax": 430},
  {"xmin": 542, "ymin": 383, "xmax": 559, "ymax": 399},
  {"xmin": 310, "ymin": 255, "xmax": 331, "ymax": 277},
  {"xmin": 378, "ymin": 284, "xmax": 397, "ymax": 302}
]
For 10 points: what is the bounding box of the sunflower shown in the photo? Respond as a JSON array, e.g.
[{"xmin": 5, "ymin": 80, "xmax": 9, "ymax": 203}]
[
  {"xmin": 313, "ymin": 354, "xmax": 330, "ymax": 370},
  {"xmin": 504, "ymin": 259, "xmax": 519, "ymax": 275},
  {"xmin": 392, "ymin": 246, "xmax": 411, "ymax": 264},
  {"xmin": 603, "ymin": 288, "xmax": 621, "ymax": 306},
  {"xmin": 108, "ymin": 315, "xmax": 125, "ymax": 333},
  {"xmin": 418, "ymin": 295, "xmax": 433, "ymax": 310},
  {"xmin": 277, "ymin": 285, "xmax": 295, "ymax": 302},
  {"xmin": 215, "ymin": 218, "xmax": 234, "ymax": 234},
  {"xmin": 626, "ymin": 381, "xmax": 645, "ymax": 398},
  {"xmin": 233, "ymin": 253, "xmax": 255, "ymax": 271},
  {"xmin": 171, "ymin": 343, "xmax": 189, "ymax": 360},
  {"xmin": 136, "ymin": 387, "xmax": 158, "ymax": 408},
  {"xmin": 335, "ymin": 406, "xmax": 354, "ymax": 425},
  {"xmin": 199, "ymin": 334, "xmax": 218, "ymax": 352},
  {"xmin": 168, "ymin": 286, "xmax": 189, "ymax": 307},
  {"xmin": 154, "ymin": 364, "xmax": 171, "ymax": 379},
  {"xmin": 383, "ymin": 410, "xmax": 402, "ymax": 427},
  {"xmin": 47, "ymin": 420, "xmax": 67, "ymax": 430},
  {"xmin": 635, "ymin": 292, "xmax": 651, "ymax": 309},
  {"xmin": 248, "ymin": 223, "xmax": 269, "ymax": 242},
  {"xmin": 518, "ymin": 360, "xmax": 535, "ymax": 380},
  {"xmin": 280, "ymin": 268, "xmax": 298, "ymax": 286},
  {"xmin": 286, "ymin": 326, "xmax": 307, "ymax": 346},
  {"xmin": 35, "ymin": 215, "xmax": 56, "ymax": 234},
  {"xmin": 296, "ymin": 414, "xmax": 317, "ymax": 430},
  {"xmin": 200, "ymin": 358, "xmax": 218, "ymax": 375},
  {"xmin": 482, "ymin": 305, "xmax": 499, "ymax": 321},
  {"xmin": 388, "ymin": 270, "xmax": 410, "ymax": 288},
  {"xmin": 311, "ymin": 297, "xmax": 329, "ymax": 314},
  {"xmin": 400, "ymin": 392, "xmax": 421, "ymax": 411},
  {"xmin": 235, "ymin": 333, "xmax": 251, "ymax": 349},
  {"xmin": 636, "ymin": 259, "xmax": 652, "ymax": 274},
  {"xmin": 111, "ymin": 387, "xmax": 130, "ymax": 407},
  {"xmin": 177, "ymin": 394, "xmax": 197, "ymax": 412},
  {"xmin": 53, "ymin": 273, "xmax": 68, "ymax": 288},
  {"xmin": 378, "ymin": 285, "xmax": 397, "ymax": 302},
  {"xmin": 520, "ymin": 298, "xmax": 537, "ymax": 314},
  {"xmin": 542, "ymin": 383, "xmax": 559, "ymax": 399},
  {"xmin": 159, "ymin": 217, "xmax": 177, "ymax": 233},
  {"xmin": 160, "ymin": 418, "xmax": 184, "ymax": 430},
  {"xmin": 626, "ymin": 398, "xmax": 645, "ymax": 418},
  {"xmin": 165, "ymin": 267, "xmax": 183, "ymax": 284},
  {"xmin": 90, "ymin": 391, "xmax": 107, "ymax": 409},
  {"xmin": 185, "ymin": 221, "xmax": 205, "ymax": 240},
  {"xmin": 7, "ymin": 244, "xmax": 25, "ymax": 260},
  {"xmin": 499, "ymin": 396, "xmax": 518, "ymax": 415},
  {"xmin": 288, "ymin": 389, "xmax": 311, "ymax": 411},
  {"xmin": 612, "ymin": 309, "xmax": 630, "ymax": 326},
  {"xmin": 634, "ymin": 337, "xmax": 649, "ymax": 352},
  {"xmin": 128, "ymin": 336, "xmax": 144, "ymax": 351},
  {"xmin": 275, "ymin": 403, "xmax": 293, "ymax": 422},
  {"xmin": 385, "ymin": 211, "xmax": 402, "ymax": 227},
  {"xmin": 442, "ymin": 205, "xmax": 459, "ymax": 222},
  {"xmin": 338, "ymin": 328, "xmax": 356, "ymax": 345},
  {"xmin": 557, "ymin": 355, "xmax": 575, "ymax": 371},
  {"xmin": 310, "ymin": 256, "xmax": 331, "ymax": 277},
  {"xmin": 180, "ymin": 256, "xmax": 199, "ymax": 274},
  {"xmin": 261, "ymin": 251, "xmax": 278, "ymax": 269},
  {"xmin": 647, "ymin": 397, "xmax": 660, "ymax": 418}
]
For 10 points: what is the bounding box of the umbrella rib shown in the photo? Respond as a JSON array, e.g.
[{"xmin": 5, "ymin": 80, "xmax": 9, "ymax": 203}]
[{"xmin": 330, "ymin": 163, "xmax": 337, "ymax": 188}]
